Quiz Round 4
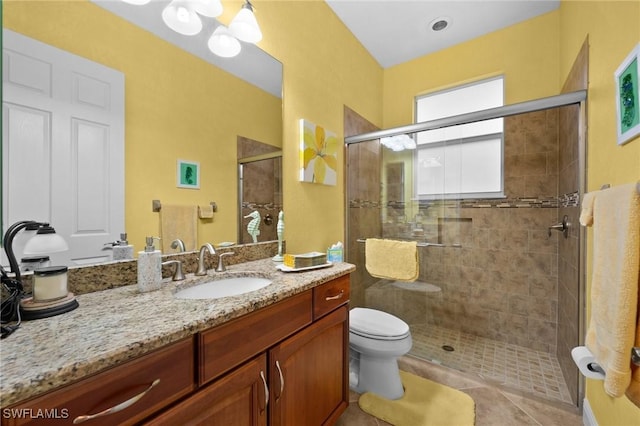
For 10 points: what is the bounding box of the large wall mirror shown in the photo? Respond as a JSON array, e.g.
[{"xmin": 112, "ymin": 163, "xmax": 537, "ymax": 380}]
[{"xmin": 2, "ymin": 0, "xmax": 283, "ymax": 267}]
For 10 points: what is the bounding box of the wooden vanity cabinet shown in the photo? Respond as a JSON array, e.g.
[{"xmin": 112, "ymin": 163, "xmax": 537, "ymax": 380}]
[
  {"xmin": 146, "ymin": 354, "xmax": 268, "ymax": 426},
  {"xmin": 2, "ymin": 337, "xmax": 195, "ymax": 426},
  {"xmin": 2, "ymin": 275, "xmax": 350, "ymax": 426},
  {"xmin": 155, "ymin": 276, "xmax": 350, "ymax": 426},
  {"xmin": 269, "ymin": 306, "xmax": 348, "ymax": 426}
]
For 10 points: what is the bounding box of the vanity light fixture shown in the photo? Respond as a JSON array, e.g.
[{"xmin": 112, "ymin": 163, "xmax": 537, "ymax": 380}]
[
  {"xmin": 229, "ymin": 0, "xmax": 262, "ymax": 43},
  {"xmin": 121, "ymin": 0, "xmax": 152, "ymax": 5},
  {"xmin": 162, "ymin": 0, "xmax": 204, "ymax": 36},
  {"xmin": 191, "ymin": 0, "xmax": 224, "ymax": 18},
  {"xmin": 123, "ymin": 0, "xmax": 261, "ymax": 58},
  {"xmin": 208, "ymin": 25, "xmax": 242, "ymax": 58}
]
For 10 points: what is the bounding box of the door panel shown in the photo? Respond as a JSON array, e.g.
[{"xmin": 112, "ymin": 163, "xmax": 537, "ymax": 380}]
[{"xmin": 2, "ymin": 29, "xmax": 124, "ymax": 267}]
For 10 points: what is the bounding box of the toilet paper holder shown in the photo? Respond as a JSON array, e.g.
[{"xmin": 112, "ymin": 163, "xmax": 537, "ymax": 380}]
[
  {"xmin": 582, "ymin": 347, "xmax": 640, "ymax": 376},
  {"xmin": 632, "ymin": 347, "xmax": 640, "ymax": 366}
]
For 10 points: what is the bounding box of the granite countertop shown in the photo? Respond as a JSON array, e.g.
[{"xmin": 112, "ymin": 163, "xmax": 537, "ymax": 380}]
[{"xmin": 0, "ymin": 258, "xmax": 355, "ymax": 407}]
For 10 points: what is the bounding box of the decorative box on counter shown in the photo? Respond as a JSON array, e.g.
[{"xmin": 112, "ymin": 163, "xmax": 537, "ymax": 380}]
[
  {"xmin": 283, "ymin": 252, "xmax": 327, "ymax": 269},
  {"xmin": 327, "ymin": 242, "xmax": 343, "ymax": 263}
]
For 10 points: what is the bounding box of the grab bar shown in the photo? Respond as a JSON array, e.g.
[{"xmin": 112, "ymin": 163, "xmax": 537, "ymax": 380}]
[{"xmin": 356, "ymin": 238, "xmax": 462, "ymax": 248}]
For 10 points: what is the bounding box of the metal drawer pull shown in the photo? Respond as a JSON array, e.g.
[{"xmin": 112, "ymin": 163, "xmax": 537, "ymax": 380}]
[
  {"xmin": 275, "ymin": 360, "xmax": 284, "ymax": 401},
  {"xmin": 73, "ymin": 378, "xmax": 160, "ymax": 424},
  {"xmin": 259, "ymin": 371, "xmax": 269, "ymax": 410},
  {"xmin": 325, "ymin": 290, "xmax": 344, "ymax": 301}
]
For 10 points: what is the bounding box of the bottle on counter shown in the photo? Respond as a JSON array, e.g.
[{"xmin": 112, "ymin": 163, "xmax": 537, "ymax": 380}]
[
  {"xmin": 112, "ymin": 233, "xmax": 134, "ymax": 261},
  {"xmin": 137, "ymin": 236, "xmax": 162, "ymax": 293}
]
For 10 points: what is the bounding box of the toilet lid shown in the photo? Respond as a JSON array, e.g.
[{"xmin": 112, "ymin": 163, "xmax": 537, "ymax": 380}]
[{"xmin": 349, "ymin": 308, "xmax": 410, "ymax": 339}]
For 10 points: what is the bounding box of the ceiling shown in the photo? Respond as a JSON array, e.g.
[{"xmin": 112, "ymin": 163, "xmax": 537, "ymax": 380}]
[
  {"xmin": 325, "ymin": 0, "xmax": 561, "ymax": 68},
  {"xmin": 91, "ymin": 0, "xmax": 283, "ymax": 97}
]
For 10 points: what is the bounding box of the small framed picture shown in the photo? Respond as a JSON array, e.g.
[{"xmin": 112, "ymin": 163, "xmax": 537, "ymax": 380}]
[
  {"xmin": 177, "ymin": 159, "xmax": 200, "ymax": 189},
  {"xmin": 614, "ymin": 43, "xmax": 640, "ymax": 145}
]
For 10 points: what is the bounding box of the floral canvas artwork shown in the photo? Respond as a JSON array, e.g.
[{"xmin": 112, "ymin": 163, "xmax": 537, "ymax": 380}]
[{"xmin": 299, "ymin": 119, "xmax": 338, "ymax": 185}]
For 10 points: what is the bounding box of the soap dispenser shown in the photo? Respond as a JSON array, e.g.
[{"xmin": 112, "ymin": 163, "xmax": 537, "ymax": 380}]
[
  {"xmin": 112, "ymin": 233, "xmax": 134, "ymax": 261},
  {"xmin": 137, "ymin": 236, "xmax": 162, "ymax": 293}
]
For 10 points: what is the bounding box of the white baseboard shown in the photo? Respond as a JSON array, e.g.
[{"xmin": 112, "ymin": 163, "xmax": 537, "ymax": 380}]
[{"xmin": 583, "ymin": 398, "xmax": 598, "ymax": 426}]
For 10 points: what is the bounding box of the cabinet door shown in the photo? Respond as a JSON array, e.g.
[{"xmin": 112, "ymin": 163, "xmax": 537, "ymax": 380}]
[
  {"xmin": 147, "ymin": 354, "xmax": 268, "ymax": 426},
  {"xmin": 269, "ymin": 306, "xmax": 348, "ymax": 426}
]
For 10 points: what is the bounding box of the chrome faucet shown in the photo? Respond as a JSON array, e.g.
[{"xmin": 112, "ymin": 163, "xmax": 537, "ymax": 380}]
[
  {"xmin": 196, "ymin": 243, "xmax": 216, "ymax": 276},
  {"xmin": 170, "ymin": 239, "xmax": 186, "ymax": 252}
]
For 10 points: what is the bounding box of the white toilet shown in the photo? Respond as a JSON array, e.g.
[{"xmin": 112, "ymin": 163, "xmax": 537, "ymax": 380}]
[{"xmin": 349, "ymin": 307, "xmax": 412, "ymax": 400}]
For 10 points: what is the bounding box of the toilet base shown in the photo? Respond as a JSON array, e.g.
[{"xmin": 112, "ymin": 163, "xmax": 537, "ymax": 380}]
[{"xmin": 350, "ymin": 352, "xmax": 405, "ymax": 400}]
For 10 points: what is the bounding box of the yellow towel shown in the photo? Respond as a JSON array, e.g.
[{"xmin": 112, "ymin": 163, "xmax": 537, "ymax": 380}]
[
  {"xmin": 365, "ymin": 238, "xmax": 419, "ymax": 282},
  {"xmin": 198, "ymin": 204, "xmax": 214, "ymax": 219},
  {"xmin": 584, "ymin": 182, "xmax": 640, "ymax": 399},
  {"xmin": 160, "ymin": 205, "xmax": 198, "ymax": 252},
  {"xmin": 580, "ymin": 191, "xmax": 597, "ymax": 226}
]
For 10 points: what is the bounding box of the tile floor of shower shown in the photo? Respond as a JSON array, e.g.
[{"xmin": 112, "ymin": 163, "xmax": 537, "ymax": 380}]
[
  {"xmin": 365, "ymin": 280, "xmax": 573, "ymax": 405},
  {"xmin": 408, "ymin": 322, "xmax": 574, "ymax": 405}
]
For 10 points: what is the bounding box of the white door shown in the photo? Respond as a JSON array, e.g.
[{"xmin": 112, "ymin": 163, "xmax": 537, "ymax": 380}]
[{"xmin": 2, "ymin": 29, "xmax": 125, "ymax": 267}]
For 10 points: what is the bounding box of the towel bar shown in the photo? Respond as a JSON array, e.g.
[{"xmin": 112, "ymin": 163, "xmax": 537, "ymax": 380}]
[
  {"xmin": 599, "ymin": 181, "xmax": 640, "ymax": 194},
  {"xmin": 356, "ymin": 238, "xmax": 462, "ymax": 248},
  {"xmin": 152, "ymin": 200, "xmax": 217, "ymax": 213}
]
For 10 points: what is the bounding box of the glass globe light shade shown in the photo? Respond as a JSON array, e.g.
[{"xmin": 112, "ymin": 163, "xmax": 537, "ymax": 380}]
[
  {"xmin": 192, "ymin": 0, "xmax": 223, "ymax": 17},
  {"xmin": 121, "ymin": 0, "xmax": 152, "ymax": 5},
  {"xmin": 229, "ymin": 2, "xmax": 262, "ymax": 43},
  {"xmin": 162, "ymin": 0, "xmax": 203, "ymax": 36},
  {"xmin": 208, "ymin": 26, "xmax": 242, "ymax": 58},
  {"xmin": 23, "ymin": 226, "xmax": 69, "ymax": 255}
]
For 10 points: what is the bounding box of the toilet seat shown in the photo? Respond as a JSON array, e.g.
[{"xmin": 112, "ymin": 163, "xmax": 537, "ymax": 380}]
[{"xmin": 350, "ymin": 308, "xmax": 410, "ymax": 341}]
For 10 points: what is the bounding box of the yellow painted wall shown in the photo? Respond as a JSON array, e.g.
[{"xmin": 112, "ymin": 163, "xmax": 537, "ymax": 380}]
[
  {"xmin": 559, "ymin": 1, "xmax": 640, "ymax": 425},
  {"xmin": 3, "ymin": 0, "xmax": 282, "ymax": 253},
  {"xmin": 252, "ymin": 0, "xmax": 384, "ymax": 253},
  {"xmin": 382, "ymin": 11, "xmax": 561, "ymax": 129},
  {"xmin": 5, "ymin": 0, "xmax": 640, "ymax": 421}
]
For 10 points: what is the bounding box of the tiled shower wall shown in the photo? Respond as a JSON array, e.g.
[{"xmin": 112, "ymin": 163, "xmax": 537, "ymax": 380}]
[
  {"xmin": 369, "ymin": 109, "xmax": 562, "ymax": 353},
  {"xmin": 237, "ymin": 137, "xmax": 282, "ymax": 243},
  {"xmin": 347, "ymin": 107, "xmax": 581, "ymax": 354}
]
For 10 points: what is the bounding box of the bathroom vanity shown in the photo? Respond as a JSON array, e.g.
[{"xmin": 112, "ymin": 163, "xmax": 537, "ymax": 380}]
[{"xmin": 0, "ymin": 259, "xmax": 353, "ymax": 425}]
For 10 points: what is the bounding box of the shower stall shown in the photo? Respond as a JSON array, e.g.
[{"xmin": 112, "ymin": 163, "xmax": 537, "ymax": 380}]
[{"xmin": 344, "ymin": 91, "xmax": 586, "ymax": 407}]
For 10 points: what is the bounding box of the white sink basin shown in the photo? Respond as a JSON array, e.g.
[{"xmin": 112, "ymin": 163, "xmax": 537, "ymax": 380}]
[{"xmin": 174, "ymin": 276, "xmax": 272, "ymax": 300}]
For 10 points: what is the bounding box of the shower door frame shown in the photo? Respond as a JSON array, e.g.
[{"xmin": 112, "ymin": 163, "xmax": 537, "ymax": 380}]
[{"xmin": 344, "ymin": 89, "xmax": 588, "ymax": 406}]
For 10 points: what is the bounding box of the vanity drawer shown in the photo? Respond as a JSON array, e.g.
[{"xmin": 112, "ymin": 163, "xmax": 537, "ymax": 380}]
[
  {"xmin": 198, "ymin": 290, "xmax": 312, "ymax": 386},
  {"xmin": 313, "ymin": 275, "xmax": 350, "ymax": 320},
  {"xmin": 3, "ymin": 337, "xmax": 195, "ymax": 426}
]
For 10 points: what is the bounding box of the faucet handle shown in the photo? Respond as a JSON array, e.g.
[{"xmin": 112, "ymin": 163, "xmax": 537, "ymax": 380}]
[
  {"xmin": 216, "ymin": 252, "xmax": 235, "ymax": 272},
  {"xmin": 162, "ymin": 260, "xmax": 185, "ymax": 281}
]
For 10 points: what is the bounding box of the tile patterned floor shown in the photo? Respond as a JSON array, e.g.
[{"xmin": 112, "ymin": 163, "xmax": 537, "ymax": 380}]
[
  {"xmin": 408, "ymin": 323, "xmax": 574, "ymax": 405},
  {"xmin": 336, "ymin": 355, "xmax": 582, "ymax": 426}
]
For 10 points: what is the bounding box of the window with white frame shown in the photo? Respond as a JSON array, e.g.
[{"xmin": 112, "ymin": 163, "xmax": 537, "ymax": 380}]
[{"xmin": 414, "ymin": 76, "xmax": 505, "ymax": 199}]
